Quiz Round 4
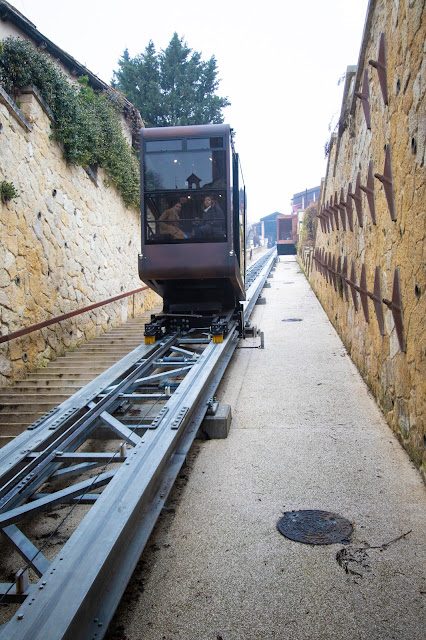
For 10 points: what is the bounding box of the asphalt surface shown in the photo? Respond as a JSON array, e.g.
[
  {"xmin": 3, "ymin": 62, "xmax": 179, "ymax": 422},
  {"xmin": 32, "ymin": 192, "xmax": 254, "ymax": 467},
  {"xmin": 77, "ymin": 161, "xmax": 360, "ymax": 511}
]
[{"xmin": 107, "ymin": 256, "xmax": 426, "ymax": 640}]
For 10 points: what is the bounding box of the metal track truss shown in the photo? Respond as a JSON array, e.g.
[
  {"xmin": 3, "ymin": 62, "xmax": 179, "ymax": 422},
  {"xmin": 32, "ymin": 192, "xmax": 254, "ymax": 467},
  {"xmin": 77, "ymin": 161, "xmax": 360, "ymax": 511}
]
[{"xmin": 0, "ymin": 248, "xmax": 276, "ymax": 639}]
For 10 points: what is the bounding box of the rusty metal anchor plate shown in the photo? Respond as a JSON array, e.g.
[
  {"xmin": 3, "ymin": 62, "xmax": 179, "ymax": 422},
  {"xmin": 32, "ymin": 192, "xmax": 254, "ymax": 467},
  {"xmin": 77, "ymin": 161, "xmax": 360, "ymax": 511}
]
[{"xmin": 277, "ymin": 510, "xmax": 353, "ymax": 545}]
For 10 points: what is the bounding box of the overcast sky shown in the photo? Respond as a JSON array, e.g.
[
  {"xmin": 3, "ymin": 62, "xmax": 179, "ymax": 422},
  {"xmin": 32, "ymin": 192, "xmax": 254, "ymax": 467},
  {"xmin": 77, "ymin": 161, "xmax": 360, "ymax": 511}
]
[{"xmin": 11, "ymin": 0, "xmax": 369, "ymax": 223}]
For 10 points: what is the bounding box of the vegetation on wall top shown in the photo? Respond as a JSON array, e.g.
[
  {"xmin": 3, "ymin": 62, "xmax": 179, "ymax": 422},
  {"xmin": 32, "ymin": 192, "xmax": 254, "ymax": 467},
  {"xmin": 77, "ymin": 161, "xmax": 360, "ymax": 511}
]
[{"xmin": 0, "ymin": 37, "xmax": 140, "ymax": 207}]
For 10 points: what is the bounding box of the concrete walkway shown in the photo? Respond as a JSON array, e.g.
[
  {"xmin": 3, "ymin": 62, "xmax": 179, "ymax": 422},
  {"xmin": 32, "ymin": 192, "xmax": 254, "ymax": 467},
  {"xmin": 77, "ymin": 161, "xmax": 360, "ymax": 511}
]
[{"xmin": 107, "ymin": 257, "xmax": 425, "ymax": 640}]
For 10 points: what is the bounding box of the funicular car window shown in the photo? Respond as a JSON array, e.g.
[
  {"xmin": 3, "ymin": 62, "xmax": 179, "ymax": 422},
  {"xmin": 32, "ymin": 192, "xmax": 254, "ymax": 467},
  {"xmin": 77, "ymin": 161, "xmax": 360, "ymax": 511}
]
[
  {"xmin": 144, "ymin": 140, "xmax": 227, "ymax": 244},
  {"xmin": 144, "ymin": 190, "xmax": 227, "ymax": 244},
  {"xmin": 186, "ymin": 136, "xmax": 224, "ymax": 150},
  {"xmin": 145, "ymin": 139, "xmax": 182, "ymax": 152},
  {"xmin": 144, "ymin": 149, "xmax": 225, "ymax": 191}
]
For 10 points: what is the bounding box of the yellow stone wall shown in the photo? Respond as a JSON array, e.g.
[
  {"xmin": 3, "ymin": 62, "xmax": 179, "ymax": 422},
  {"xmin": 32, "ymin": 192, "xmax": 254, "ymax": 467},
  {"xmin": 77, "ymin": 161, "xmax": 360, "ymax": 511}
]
[
  {"xmin": 0, "ymin": 86, "xmax": 160, "ymax": 386},
  {"xmin": 303, "ymin": 0, "xmax": 425, "ymax": 478}
]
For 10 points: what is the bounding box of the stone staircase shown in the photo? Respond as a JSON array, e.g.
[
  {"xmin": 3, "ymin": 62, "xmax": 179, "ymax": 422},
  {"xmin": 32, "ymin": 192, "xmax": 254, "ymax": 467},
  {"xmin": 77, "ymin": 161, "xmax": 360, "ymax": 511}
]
[{"xmin": 0, "ymin": 309, "xmax": 161, "ymax": 447}]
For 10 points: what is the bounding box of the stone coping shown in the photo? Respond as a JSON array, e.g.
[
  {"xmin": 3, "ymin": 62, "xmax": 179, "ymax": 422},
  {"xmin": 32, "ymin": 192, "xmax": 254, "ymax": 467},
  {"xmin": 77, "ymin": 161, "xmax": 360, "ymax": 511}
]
[
  {"xmin": 19, "ymin": 84, "xmax": 55, "ymax": 122},
  {"xmin": 0, "ymin": 83, "xmax": 32, "ymax": 131}
]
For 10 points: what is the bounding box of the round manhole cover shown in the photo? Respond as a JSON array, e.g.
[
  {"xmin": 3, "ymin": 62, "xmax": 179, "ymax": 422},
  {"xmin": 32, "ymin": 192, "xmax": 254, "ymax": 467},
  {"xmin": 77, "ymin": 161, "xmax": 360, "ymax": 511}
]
[{"xmin": 277, "ymin": 510, "xmax": 353, "ymax": 545}]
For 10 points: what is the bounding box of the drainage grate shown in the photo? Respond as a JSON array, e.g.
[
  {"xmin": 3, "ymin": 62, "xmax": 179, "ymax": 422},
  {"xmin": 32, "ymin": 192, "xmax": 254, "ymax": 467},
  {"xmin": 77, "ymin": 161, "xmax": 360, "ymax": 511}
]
[
  {"xmin": 277, "ymin": 510, "xmax": 353, "ymax": 545},
  {"xmin": 282, "ymin": 318, "xmax": 302, "ymax": 322}
]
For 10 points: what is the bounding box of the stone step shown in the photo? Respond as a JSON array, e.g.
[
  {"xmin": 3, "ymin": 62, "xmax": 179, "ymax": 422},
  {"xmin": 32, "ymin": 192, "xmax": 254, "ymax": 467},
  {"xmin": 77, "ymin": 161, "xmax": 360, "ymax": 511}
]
[
  {"xmin": 12, "ymin": 387, "xmax": 84, "ymax": 396},
  {"xmin": 0, "ymin": 422, "xmax": 43, "ymax": 436},
  {"xmin": 0, "ymin": 307, "xmax": 162, "ymax": 444},
  {"xmin": 0, "ymin": 413, "xmax": 45, "ymax": 425},
  {"xmin": 25, "ymin": 373, "xmax": 93, "ymax": 380},
  {"xmin": 15, "ymin": 379, "xmax": 88, "ymax": 388},
  {"xmin": 56, "ymin": 352, "xmax": 122, "ymax": 360},
  {"xmin": 77, "ymin": 343, "xmax": 144, "ymax": 350},
  {"xmin": 0, "ymin": 401, "xmax": 66, "ymax": 413},
  {"xmin": 56, "ymin": 358, "xmax": 128, "ymax": 366},
  {"xmin": 0, "ymin": 394, "xmax": 71, "ymax": 405},
  {"xmin": 31, "ymin": 365, "xmax": 111, "ymax": 374},
  {"xmin": 62, "ymin": 346, "xmax": 142, "ymax": 353}
]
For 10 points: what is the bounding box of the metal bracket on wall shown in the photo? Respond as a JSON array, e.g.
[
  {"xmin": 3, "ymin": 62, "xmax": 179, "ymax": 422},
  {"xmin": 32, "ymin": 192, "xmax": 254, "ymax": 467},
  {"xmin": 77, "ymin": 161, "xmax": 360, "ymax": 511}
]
[
  {"xmin": 342, "ymin": 256, "xmax": 349, "ymax": 302},
  {"xmin": 326, "ymin": 209, "xmax": 331, "ymax": 233},
  {"xmin": 342, "ymin": 187, "xmax": 354, "ymax": 232},
  {"xmin": 336, "ymin": 190, "xmax": 347, "ymax": 231},
  {"xmin": 348, "ymin": 174, "xmax": 363, "ymax": 227},
  {"xmin": 369, "ymin": 33, "xmax": 388, "ymax": 106},
  {"xmin": 383, "ymin": 268, "xmax": 406, "ymax": 352},
  {"xmin": 349, "ymin": 261, "xmax": 359, "ymax": 312},
  {"xmin": 359, "ymin": 161, "xmax": 376, "ymax": 225},
  {"xmin": 374, "ymin": 145, "xmax": 396, "ymax": 221},
  {"xmin": 325, "ymin": 253, "xmax": 331, "ymax": 286},
  {"xmin": 330, "ymin": 197, "xmax": 340, "ymax": 230},
  {"xmin": 313, "ymin": 253, "xmax": 405, "ymax": 352},
  {"xmin": 358, "ymin": 264, "xmax": 370, "ymax": 323},
  {"xmin": 318, "ymin": 207, "xmax": 327, "ymax": 234},
  {"xmin": 323, "ymin": 250, "xmax": 328, "ymax": 282},
  {"xmin": 367, "ymin": 266, "xmax": 385, "ymax": 336},
  {"xmin": 331, "ymin": 255, "xmax": 337, "ymax": 291},
  {"xmin": 355, "ymin": 68, "xmax": 371, "ymax": 130},
  {"xmin": 325, "ymin": 201, "xmax": 334, "ymax": 231}
]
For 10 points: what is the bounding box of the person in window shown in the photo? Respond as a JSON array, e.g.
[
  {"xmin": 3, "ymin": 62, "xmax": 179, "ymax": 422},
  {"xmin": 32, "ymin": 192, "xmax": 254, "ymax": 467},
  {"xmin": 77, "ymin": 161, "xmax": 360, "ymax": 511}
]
[
  {"xmin": 158, "ymin": 202, "xmax": 186, "ymax": 239},
  {"xmin": 193, "ymin": 196, "xmax": 225, "ymax": 239}
]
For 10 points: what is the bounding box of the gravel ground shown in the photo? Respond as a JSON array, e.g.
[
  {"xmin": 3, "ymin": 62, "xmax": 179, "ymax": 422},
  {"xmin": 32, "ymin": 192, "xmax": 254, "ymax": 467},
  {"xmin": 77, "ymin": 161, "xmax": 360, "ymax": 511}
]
[{"xmin": 102, "ymin": 256, "xmax": 424, "ymax": 640}]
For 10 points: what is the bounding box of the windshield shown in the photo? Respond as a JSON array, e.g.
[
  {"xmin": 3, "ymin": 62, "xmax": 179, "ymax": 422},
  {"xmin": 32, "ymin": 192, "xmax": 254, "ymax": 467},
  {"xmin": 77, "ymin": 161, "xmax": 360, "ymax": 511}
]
[
  {"xmin": 144, "ymin": 149, "xmax": 226, "ymax": 191},
  {"xmin": 143, "ymin": 139, "xmax": 228, "ymax": 244}
]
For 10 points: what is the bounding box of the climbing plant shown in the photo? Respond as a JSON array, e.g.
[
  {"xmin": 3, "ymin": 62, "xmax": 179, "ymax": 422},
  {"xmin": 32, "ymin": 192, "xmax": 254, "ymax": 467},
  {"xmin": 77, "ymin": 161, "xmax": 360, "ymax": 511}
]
[
  {"xmin": 0, "ymin": 37, "xmax": 140, "ymax": 207},
  {"xmin": 300, "ymin": 202, "xmax": 318, "ymax": 248}
]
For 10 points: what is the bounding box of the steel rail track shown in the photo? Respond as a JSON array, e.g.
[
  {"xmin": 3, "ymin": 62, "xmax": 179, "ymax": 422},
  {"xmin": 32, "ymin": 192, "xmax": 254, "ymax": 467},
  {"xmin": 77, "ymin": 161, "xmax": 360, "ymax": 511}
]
[{"xmin": 0, "ymin": 248, "xmax": 276, "ymax": 640}]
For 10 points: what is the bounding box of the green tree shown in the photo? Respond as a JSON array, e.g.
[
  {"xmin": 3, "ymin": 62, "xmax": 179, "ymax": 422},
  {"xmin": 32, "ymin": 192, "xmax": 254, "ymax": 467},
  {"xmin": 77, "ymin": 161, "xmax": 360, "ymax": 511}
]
[
  {"xmin": 112, "ymin": 43, "xmax": 162, "ymax": 127},
  {"xmin": 112, "ymin": 33, "xmax": 230, "ymax": 126}
]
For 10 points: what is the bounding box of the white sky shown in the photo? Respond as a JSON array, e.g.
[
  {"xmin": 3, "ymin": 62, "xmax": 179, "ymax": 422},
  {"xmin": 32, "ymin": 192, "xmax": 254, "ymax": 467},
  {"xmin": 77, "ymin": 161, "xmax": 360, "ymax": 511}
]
[{"xmin": 11, "ymin": 0, "xmax": 369, "ymax": 223}]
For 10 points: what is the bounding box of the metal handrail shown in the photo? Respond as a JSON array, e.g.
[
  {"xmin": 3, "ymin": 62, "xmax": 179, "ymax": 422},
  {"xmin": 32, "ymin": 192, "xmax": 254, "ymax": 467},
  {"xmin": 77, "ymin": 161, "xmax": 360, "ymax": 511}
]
[{"xmin": 0, "ymin": 286, "xmax": 148, "ymax": 345}]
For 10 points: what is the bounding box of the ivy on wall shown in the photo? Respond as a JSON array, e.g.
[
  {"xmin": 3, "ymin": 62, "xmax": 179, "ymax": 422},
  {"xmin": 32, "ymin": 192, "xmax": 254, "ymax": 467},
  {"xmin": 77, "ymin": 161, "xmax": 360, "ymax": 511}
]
[{"xmin": 0, "ymin": 37, "xmax": 140, "ymax": 207}]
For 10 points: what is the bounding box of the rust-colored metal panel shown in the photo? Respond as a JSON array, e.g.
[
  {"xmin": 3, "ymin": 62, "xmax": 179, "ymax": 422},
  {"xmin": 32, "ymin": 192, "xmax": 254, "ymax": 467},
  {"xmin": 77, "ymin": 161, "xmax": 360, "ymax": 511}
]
[
  {"xmin": 345, "ymin": 185, "xmax": 354, "ymax": 232},
  {"xmin": 370, "ymin": 266, "xmax": 385, "ymax": 335},
  {"xmin": 349, "ymin": 261, "xmax": 358, "ymax": 311},
  {"xmin": 342, "ymin": 256, "xmax": 349, "ymax": 302},
  {"xmin": 360, "ymin": 161, "xmax": 376, "ymax": 225},
  {"xmin": 359, "ymin": 263, "xmax": 370, "ymax": 323},
  {"xmin": 369, "ymin": 33, "xmax": 388, "ymax": 106},
  {"xmin": 348, "ymin": 174, "xmax": 363, "ymax": 227},
  {"xmin": 331, "ymin": 255, "xmax": 337, "ymax": 291},
  {"xmin": 325, "ymin": 201, "xmax": 334, "ymax": 231},
  {"xmin": 330, "ymin": 196, "xmax": 340, "ymax": 230},
  {"xmin": 337, "ymin": 189, "xmax": 347, "ymax": 231},
  {"xmin": 355, "ymin": 68, "xmax": 371, "ymax": 130},
  {"xmin": 383, "ymin": 268, "xmax": 405, "ymax": 351},
  {"xmin": 374, "ymin": 145, "xmax": 396, "ymax": 221}
]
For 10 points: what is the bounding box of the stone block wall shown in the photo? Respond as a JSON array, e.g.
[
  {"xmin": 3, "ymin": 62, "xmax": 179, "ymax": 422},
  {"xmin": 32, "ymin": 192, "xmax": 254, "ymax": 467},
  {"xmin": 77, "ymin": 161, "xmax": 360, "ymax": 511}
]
[
  {"xmin": 303, "ymin": 0, "xmax": 425, "ymax": 478},
  {"xmin": 0, "ymin": 85, "xmax": 160, "ymax": 387}
]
